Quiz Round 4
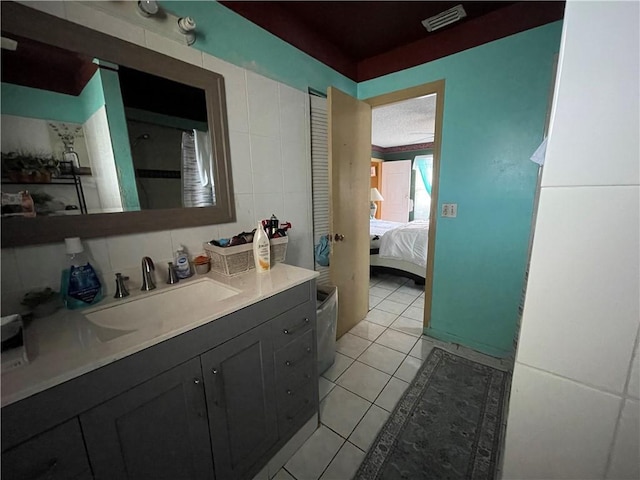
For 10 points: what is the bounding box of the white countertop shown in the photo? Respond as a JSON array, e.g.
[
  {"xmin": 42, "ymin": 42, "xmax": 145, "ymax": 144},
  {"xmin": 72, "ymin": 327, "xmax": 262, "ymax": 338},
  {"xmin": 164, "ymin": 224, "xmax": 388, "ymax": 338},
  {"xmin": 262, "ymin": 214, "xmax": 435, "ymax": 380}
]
[{"xmin": 1, "ymin": 263, "xmax": 318, "ymax": 408}]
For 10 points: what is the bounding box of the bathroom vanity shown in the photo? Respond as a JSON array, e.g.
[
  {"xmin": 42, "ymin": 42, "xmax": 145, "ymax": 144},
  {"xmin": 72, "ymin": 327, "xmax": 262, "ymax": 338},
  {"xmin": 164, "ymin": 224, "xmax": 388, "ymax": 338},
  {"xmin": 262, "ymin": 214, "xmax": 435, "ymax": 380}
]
[{"xmin": 1, "ymin": 264, "xmax": 318, "ymax": 480}]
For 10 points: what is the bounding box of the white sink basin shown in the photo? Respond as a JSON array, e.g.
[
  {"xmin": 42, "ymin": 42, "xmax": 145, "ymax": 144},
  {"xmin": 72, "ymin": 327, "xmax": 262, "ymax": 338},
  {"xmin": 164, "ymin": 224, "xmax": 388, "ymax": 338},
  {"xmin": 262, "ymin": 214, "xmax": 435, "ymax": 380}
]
[{"xmin": 84, "ymin": 278, "xmax": 240, "ymax": 332}]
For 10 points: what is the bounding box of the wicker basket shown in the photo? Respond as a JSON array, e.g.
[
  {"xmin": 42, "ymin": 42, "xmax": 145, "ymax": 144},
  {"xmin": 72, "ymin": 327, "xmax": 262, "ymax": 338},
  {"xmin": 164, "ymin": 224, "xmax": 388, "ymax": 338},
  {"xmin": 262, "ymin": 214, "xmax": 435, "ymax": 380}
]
[{"xmin": 203, "ymin": 237, "xmax": 288, "ymax": 276}]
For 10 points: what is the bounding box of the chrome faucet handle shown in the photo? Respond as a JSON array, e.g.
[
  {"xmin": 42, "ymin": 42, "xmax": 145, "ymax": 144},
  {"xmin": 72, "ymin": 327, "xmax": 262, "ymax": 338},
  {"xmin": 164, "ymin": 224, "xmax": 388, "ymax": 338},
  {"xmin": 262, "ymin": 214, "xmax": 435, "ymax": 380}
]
[
  {"xmin": 141, "ymin": 256, "xmax": 156, "ymax": 291},
  {"xmin": 114, "ymin": 273, "xmax": 130, "ymax": 298},
  {"xmin": 166, "ymin": 262, "xmax": 179, "ymax": 285}
]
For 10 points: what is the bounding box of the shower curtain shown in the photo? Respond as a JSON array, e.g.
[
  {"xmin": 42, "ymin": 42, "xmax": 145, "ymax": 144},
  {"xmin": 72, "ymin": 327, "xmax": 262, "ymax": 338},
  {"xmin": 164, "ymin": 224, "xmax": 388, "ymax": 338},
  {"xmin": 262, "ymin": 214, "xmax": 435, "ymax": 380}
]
[{"xmin": 181, "ymin": 130, "xmax": 215, "ymax": 207}]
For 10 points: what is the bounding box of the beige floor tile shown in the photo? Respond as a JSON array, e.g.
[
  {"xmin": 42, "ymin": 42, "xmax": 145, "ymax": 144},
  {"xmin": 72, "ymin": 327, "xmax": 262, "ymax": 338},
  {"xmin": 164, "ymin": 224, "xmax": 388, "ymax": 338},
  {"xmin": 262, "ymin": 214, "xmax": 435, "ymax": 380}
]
[
  {"xmin": 401, "ymin": 306, "xmax": 424, "ymax": 321},
  {"xmin": 336, "ymin": 333, "xmax": 372, "ymax": 359},
  {"xmin": 376, "ymin": 328, "xmax": 419, "ymax": 354},
  {"xmin": 322, "ymin": 353, "xmax": 354, "ymax": 382},
  {"xmin": 375, "ymin": 377, "xmax": 410, "ymax": 412},
  {"xmin": 394, "ymin": 355, "xmax": 423, "ymax": 383},
  {"xmin": 319, "ymin": 386, "xmax": 371, "ymax": 438},
  {"xmin": 284, "ymin": 426, "xmax": 344, "ymax": 480},
  {"xmin": 319, "ymin": 442, "xmax": 365, "ymax": 480},
  {"xmin": 337, "ymin": 361, "xmax": 391, "ymax": 402},
  {"xmin": 364, "ymin": 308, "xmax": 399, "ymax": 327},
  {"xmin": 357, "ymin": 343, "xmax": 406, "ymax": 374},
  {"xmin": 390, "ymin": 316, "xmax": 423, "ymax": 337},
  {"xmin": 376, "ymin": 299, "xmax": 408, "ymax": 315},
  {"xmin": 318, "ymin": 376, "xmax": 336, "ymax": 402},
  {"xmin": 349, "ymin": 405, "xmax": 390, "ymax": 451},
  {"xmin": 348, "ymin": 320, "xmax": 387, "ymax": 342}
]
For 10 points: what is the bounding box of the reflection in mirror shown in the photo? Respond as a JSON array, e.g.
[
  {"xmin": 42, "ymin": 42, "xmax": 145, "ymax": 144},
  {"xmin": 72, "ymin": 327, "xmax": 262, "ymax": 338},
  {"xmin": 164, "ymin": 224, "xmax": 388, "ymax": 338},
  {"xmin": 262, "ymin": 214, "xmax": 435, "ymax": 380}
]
[
  {"xmin": 1, "ymin": 36, "xmax": 217, "ymax": 216},
  {"xmin": 0, "ymin": 2, "xmax": 235, "ymax": 247}
]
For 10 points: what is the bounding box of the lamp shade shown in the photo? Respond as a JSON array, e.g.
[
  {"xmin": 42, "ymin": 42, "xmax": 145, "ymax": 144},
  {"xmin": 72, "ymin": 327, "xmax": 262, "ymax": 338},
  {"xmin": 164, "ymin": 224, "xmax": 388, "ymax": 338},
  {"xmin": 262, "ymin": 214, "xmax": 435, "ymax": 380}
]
[{"xmin": 370, "ymin": 188, "xmax": 384, "ymax": 202}]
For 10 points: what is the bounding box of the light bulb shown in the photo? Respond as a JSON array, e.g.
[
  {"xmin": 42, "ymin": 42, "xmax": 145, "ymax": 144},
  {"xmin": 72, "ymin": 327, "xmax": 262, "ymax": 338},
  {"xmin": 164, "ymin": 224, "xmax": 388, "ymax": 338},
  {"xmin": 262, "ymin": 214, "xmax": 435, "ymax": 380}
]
[{"xmin": 137, "ymin": 0, "xmax": 159, "ymax": 17}]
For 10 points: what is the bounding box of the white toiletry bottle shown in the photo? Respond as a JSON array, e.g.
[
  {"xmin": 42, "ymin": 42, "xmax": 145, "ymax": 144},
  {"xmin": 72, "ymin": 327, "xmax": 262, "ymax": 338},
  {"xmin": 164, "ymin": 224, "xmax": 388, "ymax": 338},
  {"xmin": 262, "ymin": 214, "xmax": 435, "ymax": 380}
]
[
  {"xmin": 60, "ymin": 237, "xmax": 103, "ymax": 309},
  {"xmin": 253, "ymin": 223, "xmax": 270, "ymax": 272},
  {"xmin": 175, "ymin": 247, "xmax": 192, "ymax": 279}
]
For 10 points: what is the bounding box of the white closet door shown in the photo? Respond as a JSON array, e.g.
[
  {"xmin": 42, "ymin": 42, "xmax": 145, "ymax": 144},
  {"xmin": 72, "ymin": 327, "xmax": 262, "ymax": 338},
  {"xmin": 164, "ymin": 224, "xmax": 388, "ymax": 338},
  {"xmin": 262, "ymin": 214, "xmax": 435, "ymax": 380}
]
[
  {"xmin": 380, "ymin": 160, "xmax": 411, "ymax": 223},
  {"xmin": 309, "ymin": 94, "xmax": 331, "ymax": 286}
]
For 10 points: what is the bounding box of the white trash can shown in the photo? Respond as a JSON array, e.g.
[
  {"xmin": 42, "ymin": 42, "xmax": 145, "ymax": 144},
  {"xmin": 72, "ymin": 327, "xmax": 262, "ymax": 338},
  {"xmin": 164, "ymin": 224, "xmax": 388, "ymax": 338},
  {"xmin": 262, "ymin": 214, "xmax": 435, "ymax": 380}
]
[{"xmin": 316, "ymin": 286, "xmax": 337, "ymax": 376}]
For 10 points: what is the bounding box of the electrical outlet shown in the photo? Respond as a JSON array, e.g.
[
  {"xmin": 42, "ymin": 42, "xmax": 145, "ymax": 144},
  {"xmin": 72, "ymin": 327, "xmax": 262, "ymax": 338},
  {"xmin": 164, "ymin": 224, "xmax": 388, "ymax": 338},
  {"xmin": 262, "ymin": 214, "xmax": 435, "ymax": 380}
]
[{"xmin": 441, "ymin": 203, "xmax": 458, "ymax": 218}]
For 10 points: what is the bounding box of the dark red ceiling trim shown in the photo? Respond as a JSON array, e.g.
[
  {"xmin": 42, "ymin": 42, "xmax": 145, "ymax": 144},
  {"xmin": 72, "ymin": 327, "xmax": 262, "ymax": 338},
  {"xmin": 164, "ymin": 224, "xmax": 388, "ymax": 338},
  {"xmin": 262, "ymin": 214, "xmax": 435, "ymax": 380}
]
[
  {"xmin": 357, "ymin": 1, "xmax": 565, "ymax": 82},
  {"xmin": 219, "ymin": 1, "xmax": 357, "ymax": 79}
]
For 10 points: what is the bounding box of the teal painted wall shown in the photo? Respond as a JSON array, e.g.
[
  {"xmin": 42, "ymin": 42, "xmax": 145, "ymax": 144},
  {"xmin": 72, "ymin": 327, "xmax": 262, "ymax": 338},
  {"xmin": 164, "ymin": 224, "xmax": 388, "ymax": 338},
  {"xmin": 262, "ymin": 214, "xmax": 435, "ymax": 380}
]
[
  {"xmin": 2, "ymin": 71, "xmax": 106, "ymax": 124},
  {"xmin": 98, "ymin": 69, "xmax": 140, "ymax": 211},
  {"xmin": 161, "ymin": 1, "xmax": 356, "ymax": 96},
  {"xmin": 80, "ymin": 71, "xmax": 107, "ymax": 120},
  {"xmin": 1, "ymin": 83, "xmax": 87, "ymax": 123},
  {"xmin": 360, "ymin": 22, "xmax": 563, "ymax": 357}
]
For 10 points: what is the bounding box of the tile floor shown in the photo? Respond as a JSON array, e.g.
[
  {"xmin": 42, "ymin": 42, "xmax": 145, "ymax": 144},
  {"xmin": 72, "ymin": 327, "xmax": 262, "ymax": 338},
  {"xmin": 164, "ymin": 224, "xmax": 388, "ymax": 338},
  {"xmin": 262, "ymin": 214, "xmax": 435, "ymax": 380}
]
[{"xmin": 272, "ymin": 274, "xmax": 514, "ymax": 480}]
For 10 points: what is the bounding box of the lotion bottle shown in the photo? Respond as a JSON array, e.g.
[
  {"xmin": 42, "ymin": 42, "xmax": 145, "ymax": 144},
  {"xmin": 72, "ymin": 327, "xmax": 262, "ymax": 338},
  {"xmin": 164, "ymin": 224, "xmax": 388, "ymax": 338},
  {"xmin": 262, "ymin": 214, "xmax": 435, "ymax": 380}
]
[{"xmin": 253, "ymin": 223, "xmax": 270, "ymax": 272}]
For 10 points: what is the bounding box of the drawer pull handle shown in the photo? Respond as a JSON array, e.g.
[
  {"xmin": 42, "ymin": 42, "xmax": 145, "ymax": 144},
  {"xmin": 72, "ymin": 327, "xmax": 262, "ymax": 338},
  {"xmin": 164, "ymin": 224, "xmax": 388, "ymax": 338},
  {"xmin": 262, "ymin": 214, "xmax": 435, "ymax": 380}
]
[
  {"xmin": 283, "ymin": 318, "xmax": 310, "ymax": 335},
  {"xmin": 286, "ymin": 389, "xmax": 293, "ymax": 395},
  {"xmin": 284, "ymin": 346, "xmax": 313, "ymax": 367},
  {"xmin": 193, "ymin": 378, "xmax": 201, "ymax": 385}
]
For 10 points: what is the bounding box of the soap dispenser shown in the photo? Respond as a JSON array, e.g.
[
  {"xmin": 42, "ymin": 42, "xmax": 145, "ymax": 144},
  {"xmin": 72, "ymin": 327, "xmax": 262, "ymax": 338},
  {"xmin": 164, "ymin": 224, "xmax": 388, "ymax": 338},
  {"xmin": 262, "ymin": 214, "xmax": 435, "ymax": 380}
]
[{"xmin": 60, "ymin": 237, "xmax": 104, "ymax": 309}]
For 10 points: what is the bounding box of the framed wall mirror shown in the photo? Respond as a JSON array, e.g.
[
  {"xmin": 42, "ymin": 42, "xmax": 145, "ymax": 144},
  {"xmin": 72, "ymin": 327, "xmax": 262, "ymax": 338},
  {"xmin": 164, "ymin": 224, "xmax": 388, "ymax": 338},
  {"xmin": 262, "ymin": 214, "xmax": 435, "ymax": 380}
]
[{"xmin": 1, "ymin": 2, "xmax": 235, "ymax": 247}]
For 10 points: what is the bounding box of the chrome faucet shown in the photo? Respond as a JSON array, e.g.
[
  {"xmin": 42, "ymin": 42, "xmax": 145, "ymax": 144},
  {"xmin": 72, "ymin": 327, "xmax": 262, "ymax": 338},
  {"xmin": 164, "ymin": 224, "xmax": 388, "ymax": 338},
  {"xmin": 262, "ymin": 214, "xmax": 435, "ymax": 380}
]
[
  {"xmin": 114, "ymin": 273, "xmax": 130, "ymax": 298},
  {"xmin": 141, "ymin": 257, "xmax": 156, "ymax": 291}
]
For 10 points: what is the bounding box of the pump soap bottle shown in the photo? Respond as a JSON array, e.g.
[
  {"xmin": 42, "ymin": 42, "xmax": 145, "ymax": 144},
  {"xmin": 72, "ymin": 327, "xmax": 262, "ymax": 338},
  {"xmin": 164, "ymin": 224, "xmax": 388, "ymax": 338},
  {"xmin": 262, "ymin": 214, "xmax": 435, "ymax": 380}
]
[{"xmin": 60, "ymin": 237, "xmax": 104, "ymax": 309}]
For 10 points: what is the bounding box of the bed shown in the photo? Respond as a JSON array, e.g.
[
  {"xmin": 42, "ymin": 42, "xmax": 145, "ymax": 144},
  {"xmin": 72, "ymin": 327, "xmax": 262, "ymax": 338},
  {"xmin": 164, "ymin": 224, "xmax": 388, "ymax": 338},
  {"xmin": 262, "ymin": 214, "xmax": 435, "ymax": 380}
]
[{"xmin": 370, "ymin": 218, "xmax": 429, "ymax": 284}]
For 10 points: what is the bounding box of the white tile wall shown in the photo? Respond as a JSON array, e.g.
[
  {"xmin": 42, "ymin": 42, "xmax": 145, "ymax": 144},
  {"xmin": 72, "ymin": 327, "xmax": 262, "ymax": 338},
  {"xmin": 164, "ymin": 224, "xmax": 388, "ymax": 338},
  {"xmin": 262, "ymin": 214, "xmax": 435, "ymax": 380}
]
[
  {"xmin": 606, "ymin": 399, "xmax": 640, "ymax": 480},
  {"xmin": 516, "ymin": 186, "xmax": 640, "ymax": 394},
  {"xmin": 502, "ymin": 364, "xmax": 621, "ymax": 479},
  {"xmin": 64, "ymin": 2, "xmax": 146, "ymax": 47},
  {"xmin": 0, "ymin": 1, "xmax": 316, "ymax": 313},
  {"xmin": 541, "ymin": 2, "xmax": 639, "ymax": 188},
  {"xmin": 504, "ymin": 2, "xmax": 640, "ymax": 478}
]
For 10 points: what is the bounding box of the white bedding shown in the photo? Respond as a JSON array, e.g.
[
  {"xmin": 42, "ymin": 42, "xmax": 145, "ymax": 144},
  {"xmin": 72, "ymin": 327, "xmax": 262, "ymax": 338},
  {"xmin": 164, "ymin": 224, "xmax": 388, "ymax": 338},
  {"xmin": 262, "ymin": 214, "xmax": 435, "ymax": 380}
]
[{"xmin": 378, "ymin": 220, "xmax": 429, "ymax": 268}]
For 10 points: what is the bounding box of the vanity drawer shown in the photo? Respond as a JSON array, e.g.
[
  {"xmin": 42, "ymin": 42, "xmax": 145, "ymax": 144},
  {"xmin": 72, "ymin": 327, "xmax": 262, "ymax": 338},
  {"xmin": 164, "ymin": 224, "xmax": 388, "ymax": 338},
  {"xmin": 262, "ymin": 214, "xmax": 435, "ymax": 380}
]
[
  {"xmin": 276, "ymin": 370, "xmax": 314, "ymax": 412},
  {"xmin": 1, "ymin": 418, "xmax": 92, "ymax": 480},
  {"xmin": 274, "ymin": 330, "xmax": 315, "ymax": 381},
  {"xmin": 271, "ymin": 303, "xmax": 314, "ymax": 350},
  {"xmin": 277, "ymin": 381, "xmax": 316, "ymax": 436},
  {"xmin": 275, "ymin": 358, "xmax": 314, "ymax": 401}
]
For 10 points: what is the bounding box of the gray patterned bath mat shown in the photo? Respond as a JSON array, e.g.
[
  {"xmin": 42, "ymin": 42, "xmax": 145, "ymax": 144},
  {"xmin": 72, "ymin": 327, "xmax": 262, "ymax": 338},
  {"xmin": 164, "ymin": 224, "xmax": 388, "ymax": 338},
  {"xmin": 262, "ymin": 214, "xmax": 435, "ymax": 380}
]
[{"xmin": 354, "ymin": 347, "xmax": 508, "ymax": 480}]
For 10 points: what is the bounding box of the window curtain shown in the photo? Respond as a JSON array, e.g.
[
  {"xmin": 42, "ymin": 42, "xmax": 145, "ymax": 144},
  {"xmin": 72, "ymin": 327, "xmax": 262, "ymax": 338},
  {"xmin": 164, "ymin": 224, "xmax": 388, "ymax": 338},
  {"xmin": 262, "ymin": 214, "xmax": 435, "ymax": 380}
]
[
  {"xmin": 413, "ymin": 155, "xmax": 433, "ymax": 195},
  {"xmin": 181, "ymin": 130, "xmax": 215, "ymax": 207}
]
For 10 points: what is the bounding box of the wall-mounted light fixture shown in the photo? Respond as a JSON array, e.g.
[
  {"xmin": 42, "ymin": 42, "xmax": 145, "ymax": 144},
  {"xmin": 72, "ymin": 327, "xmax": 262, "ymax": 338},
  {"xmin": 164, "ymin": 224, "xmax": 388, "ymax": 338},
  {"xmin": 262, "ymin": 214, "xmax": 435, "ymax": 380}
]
[
  {"xmin": 177, "ymin": 16, "xmax": 196, "ymax": 45},
  {"xmin": 137, "ymin": 0, "xmax": 160, "ymax": 18},
  {"xmin": 85, "ymin": 1, "xmax": 197, "ymax": 46}
]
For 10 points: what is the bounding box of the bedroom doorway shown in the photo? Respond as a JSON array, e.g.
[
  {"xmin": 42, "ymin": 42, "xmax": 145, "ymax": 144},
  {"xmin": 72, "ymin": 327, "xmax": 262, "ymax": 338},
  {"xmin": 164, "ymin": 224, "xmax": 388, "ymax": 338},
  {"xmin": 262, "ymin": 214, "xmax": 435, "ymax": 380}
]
[{"xmin": 365, "ymin": 79, "xmax": 445, "ymax": 329}]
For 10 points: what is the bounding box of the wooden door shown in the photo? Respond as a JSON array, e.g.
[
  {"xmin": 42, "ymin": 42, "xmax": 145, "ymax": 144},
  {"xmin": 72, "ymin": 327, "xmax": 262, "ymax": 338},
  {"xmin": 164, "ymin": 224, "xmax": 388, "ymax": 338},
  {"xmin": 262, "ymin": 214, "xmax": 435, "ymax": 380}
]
[
  {"xmin": 80, "ymin": 358, "xmax": 214, "ymax": 480},
  {"xmin": 380, "ymin": 159, "xmax": 411, "ymax": 222},
  {"xmin": 201, "ymin": 322, "xmax": 277, "ymax": 480},
  {"xmin": 328, "ymin": 87, "xmax": 371, "ymax": 337}
]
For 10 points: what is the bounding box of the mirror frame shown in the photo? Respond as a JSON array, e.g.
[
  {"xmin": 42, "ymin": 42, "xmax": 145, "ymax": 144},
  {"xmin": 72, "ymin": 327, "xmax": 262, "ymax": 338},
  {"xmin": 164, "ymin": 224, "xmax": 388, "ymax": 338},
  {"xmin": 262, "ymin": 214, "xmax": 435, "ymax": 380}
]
[{"xmin": 1, "ymin": 2, "xmax": 236, "ymax": 247}]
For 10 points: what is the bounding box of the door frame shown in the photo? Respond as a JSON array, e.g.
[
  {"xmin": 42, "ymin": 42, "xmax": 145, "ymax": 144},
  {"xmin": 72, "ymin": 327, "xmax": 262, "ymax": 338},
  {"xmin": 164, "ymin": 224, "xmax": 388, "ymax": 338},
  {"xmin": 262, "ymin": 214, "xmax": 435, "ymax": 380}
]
[{"xmin": 363, "ymin": 79, "xmax": 445, "ymax": 329}]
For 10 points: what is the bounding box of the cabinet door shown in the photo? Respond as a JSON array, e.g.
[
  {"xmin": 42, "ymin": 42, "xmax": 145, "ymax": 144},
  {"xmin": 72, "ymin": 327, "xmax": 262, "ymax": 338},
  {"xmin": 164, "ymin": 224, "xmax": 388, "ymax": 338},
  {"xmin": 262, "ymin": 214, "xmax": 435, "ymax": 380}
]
[
  {"xmin": 201, "ymin": 322, "xmax": 277, "ymax": 480},
  {"xmin": 1, "ymin": 418, "xmax": 92, "ymax": 480},
  {"xmin": 80, "ymin": 358, "xmax": 213, "ymax": 480}
]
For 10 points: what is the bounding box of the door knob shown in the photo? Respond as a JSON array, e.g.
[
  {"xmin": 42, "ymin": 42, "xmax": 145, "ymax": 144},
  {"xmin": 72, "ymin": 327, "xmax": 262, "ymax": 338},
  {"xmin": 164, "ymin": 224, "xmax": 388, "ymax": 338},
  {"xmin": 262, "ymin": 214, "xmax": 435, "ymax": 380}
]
[{"xmin": 334, "ymin": 234, "xmax": 345, "ymax": 242}]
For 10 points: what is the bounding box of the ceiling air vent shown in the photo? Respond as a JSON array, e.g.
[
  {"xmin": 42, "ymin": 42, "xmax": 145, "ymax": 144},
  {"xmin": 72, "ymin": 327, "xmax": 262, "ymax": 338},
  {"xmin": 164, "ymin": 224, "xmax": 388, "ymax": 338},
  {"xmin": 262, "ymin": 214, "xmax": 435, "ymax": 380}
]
[{"xmin": 421, "ymin": 4, "xmax": 467, "ymax": 32}]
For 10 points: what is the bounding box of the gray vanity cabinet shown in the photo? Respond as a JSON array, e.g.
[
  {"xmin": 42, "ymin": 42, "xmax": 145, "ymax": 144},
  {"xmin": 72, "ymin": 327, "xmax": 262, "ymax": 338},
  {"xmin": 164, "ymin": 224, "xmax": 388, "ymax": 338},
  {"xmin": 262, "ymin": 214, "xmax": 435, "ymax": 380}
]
[
  {"xmin": 201, "ymin": 321, "xmax": 278, "ymax": 480},
  {"xmin": 1, "ymin": 418, "xmax": 92, "ymax": 480},
  {"xmin": 79, "ymin": 357, "xmax": 214, "ymax": 480}
]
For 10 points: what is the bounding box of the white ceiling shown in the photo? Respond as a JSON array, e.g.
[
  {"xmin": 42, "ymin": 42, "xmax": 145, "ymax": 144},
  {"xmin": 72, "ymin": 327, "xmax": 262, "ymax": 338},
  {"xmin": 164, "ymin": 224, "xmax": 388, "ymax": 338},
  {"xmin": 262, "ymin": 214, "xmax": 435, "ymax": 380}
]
[{"xmin": 371, "ymin": 94, "xmax": 437, "ymax": 148}]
